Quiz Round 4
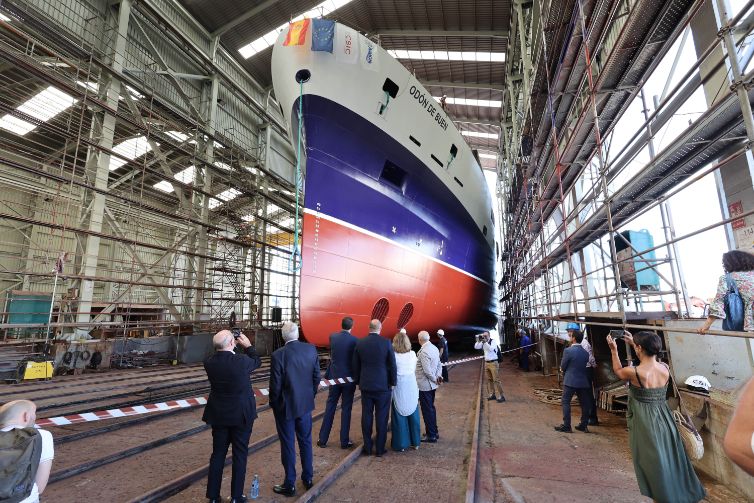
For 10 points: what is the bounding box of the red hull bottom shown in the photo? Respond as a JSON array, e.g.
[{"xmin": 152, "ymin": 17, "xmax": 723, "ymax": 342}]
[{"xmin": 299, "ymin": 212, "xmax": 493, "ymax": 346}]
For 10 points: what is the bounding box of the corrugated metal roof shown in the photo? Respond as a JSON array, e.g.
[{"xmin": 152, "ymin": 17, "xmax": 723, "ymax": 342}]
[{"xmin": 177, "ymin": 0, "xmax": 510, "ymax": 153}]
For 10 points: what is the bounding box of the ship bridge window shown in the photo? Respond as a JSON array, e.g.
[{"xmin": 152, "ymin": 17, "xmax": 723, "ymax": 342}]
[
  {"xmin": 380, "ymin": 160, "xmax": 407, "ymax": 189},
  {"xmin": 382, "ymin": 78, "xmax": 399, "ymax": 98}
]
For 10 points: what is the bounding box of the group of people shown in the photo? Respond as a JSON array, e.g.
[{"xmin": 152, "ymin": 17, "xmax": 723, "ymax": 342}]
[{"xmin": 201, "ymin": 317, "xmax": 448, "ymax": 500}]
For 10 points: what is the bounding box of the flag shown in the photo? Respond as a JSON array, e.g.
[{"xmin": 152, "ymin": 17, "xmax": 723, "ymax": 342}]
[
  {"xmin": 360, "ymin": 38, "xmax": 379, "ymax": 71},
  {"xmin": 335, "ymin": 24, "xmax": 358, "ymax": 64},
  {"xmin": 283, "ymin": 19, "xmax": 311, "ymax": 47},
  {"xmin": 311, "ymin": 18, "xmax": 335, "ymax": 53}
]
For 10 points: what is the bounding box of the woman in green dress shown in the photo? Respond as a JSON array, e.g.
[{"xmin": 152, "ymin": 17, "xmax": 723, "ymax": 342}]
[{"xmin": 607, "ymin": 331, "xmax": 705, "ymax": 503}]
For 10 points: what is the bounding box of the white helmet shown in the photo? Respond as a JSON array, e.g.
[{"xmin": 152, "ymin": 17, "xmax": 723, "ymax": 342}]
[{"xmin": 684, "ymin": 375, "xmax": 711, "ymax": 392}]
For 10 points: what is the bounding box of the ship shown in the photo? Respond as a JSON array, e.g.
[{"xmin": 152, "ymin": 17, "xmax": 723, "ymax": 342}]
[{"xmin": 271, "ymin": 21, "xmax": 497, "ymax": 346}]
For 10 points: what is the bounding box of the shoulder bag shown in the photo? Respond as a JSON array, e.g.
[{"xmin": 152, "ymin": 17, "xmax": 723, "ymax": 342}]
[
  {"xmin": 722, "ymin": 273, "xmax": 745, "ymax": 331},
  {"xmin": 668, "ymin": 367, "xmax": 704, "ymax": 461}
]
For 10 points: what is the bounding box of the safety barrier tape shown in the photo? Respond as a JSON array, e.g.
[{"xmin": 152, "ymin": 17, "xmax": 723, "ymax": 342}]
[{"xmin": 35, "ymin": 349, "xmax": 537, "ymax": 427}]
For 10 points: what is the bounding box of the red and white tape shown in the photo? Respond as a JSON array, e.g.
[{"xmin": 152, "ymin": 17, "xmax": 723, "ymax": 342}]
[{"xmin": 35, "ymin": 357, "xmax": 489, "ymax": 427}]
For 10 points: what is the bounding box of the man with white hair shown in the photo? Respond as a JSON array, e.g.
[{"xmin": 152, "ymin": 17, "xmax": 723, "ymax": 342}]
[
  {"xmin": 352, "ymin": 319, "xmax": 397, "ymax": 456},
  {"xmin": 203, "ymin": 329, "xmax": 261, "ymax": 503},
  {"xmin": 416, "ymin": 330, "xmax": 443, "ymax": 442},
  {"xmin": 270, "ymin": 321, "xmax": 320, "ymax": 497},
  {"xmin": 0, "ymin": 400, "xmax": 53, "ymax": 503}
]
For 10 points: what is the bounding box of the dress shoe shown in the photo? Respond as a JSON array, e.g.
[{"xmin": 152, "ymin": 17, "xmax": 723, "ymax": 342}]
[
  {"xmin": 303, "ymin": 479, "xmax": 314, "ymax": 490},
  {"xmin": 361, "ymin": 447, "xmax": 372, "ymax": 456},
  {"xmin": 316, "ymin": 439, "xmax": 326, "ymax": 448},
  {"xmin": 497, "ymin": 396, "xmax": 506, "ymax": 403},
  {"xmin": 273, "ymin": 484, "xmax": 296, "ymax": 497},
  {"xmin": 421, "ymin": 435, "xmax": 438, "ymax": 443},
  {"xmin": 588, "ymin": 419, "xmax": 599, "ymax": 426},
  {"xmin": 575, "ymin": 424, "xmax": 590, "ymax": 433},
  {"xmin": 230, "ymin": 497, "xmax": 247, "ymax": 503},
  {"xmin": 554, "ymin": 424, "xmax": 573, "ymax": 433},
  {"xmin": 486, "ymin": 395, "xmax": 497, "ymax": 401},
  {"xmin": 341, "ymin": 441, "xmax": 354, "ymax": 449}
]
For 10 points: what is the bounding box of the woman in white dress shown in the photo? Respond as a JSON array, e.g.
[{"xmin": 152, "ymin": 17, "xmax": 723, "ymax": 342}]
[{"xmin": 391, "ymin": 331, "xmax": 421, "ymax": 451}]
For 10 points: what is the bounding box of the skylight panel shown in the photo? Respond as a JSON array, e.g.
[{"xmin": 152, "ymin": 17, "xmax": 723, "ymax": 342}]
[
  {"xmin": 109, "ymin": 136, "xmax": 152, "ymax": 171},
  {"xmin": 0, "ymin": 115, "xmax": 36, "ymax": 135},
  {"xmin": 241, "ymin": 214, "xmax": 255, "ymax": 222},
  {"xmin": 238, "ymin": 0, "xmax": 357, "ymax": 58},
  {"xmin": 174, "ymin": 166, "xmax": 195, "ymax": 184},
  {"xmin": 435, "ymin": 96, "xmax": 502, "ymax": 108},
  {"xmin": 462, "ymin": 130, "xmax": 499, "ymax": 139},
  {"xmin": 478, "ymin": 153, "xmax": 498, "ymax": 160},
  {"xmin": 0, "ymin": 86, "xmax": 77, "ymax": 136},
  {"xmin": 388, "ymin": 50, "xmax": 505, "ymax": 63},
  {"xmin": 214, "ymin": 161, "xmax": 231, "ymax": 171},
  {"xmin": 209, "ymin": 188, "xmax": 242, "ymax": 209},
  {"xmin": 153, "ymin": 180, "xmax": 174, "ymax": 192}
]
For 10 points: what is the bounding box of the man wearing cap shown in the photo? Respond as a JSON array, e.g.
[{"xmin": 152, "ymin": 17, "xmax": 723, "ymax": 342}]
[
  {"xmin": 567, "ymin": 322, "xmax": 598, "ymax": 426},
  {"xmin": 436, "ymin": 329, "xmax": 450, "ymax": 383}
]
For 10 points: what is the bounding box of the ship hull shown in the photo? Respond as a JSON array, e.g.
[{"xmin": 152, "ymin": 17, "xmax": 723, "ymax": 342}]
[{"xmin": 298, "ymin": 95, "xmax": 496, "ymax": 345}]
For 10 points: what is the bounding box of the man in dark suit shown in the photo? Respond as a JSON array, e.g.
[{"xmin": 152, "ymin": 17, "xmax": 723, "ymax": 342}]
[
  {"xmin": 203, "ymin": 329, "xmax": 262, "ymax": 503},
  {"xmin": 352, "ymin": 319, "xmax": 397, "ymax": 456},
  {"xmin": 554, "ymin": 329, "xmax": 592, "ymax": 433},
  {"xmin": 270, "ymin": 321, "xmax": 320, "ymax": 497},
  {"xmin": 317, "ymin": 317, "xmax": 357, "ymax": 449}
]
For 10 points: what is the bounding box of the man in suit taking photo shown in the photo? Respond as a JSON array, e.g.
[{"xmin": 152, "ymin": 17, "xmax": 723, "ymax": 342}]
[
  {"xmin": 317, "ymin": 316, "xmax": 357, "ymax": 449},
  {"xmin": 352, "ymin": 319, "xmax": 397, "ymax": 457},
  {"xmin": 270, "ymin": 321, "xmax": 321, "ymax": 497},
  {"xmin": 554, "ymin": 329, "xmax": 592, "ymax": 433},
  {"xmin": 203, "ymin": 329, "xmax": 262, "ymax": 503}
]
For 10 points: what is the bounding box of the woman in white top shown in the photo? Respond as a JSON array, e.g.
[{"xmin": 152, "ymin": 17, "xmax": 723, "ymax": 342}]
[{"xmin": 391, "ymin": 331, "xmax": 421, "ymax": 452}]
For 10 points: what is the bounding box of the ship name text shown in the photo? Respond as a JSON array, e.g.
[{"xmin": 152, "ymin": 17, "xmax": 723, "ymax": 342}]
[{"xmin": 409, "ymin": 85, "xmax": 449, "ymax": 131}]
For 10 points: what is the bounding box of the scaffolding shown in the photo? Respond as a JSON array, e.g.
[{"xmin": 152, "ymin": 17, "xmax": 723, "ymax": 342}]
[
  {"xmin": 0, "ymin": 0, "xmax": 301, "ymax": 343},
  {"xmin": 499, "ymin": 0, "xmax": 754, "ymax": 351}
]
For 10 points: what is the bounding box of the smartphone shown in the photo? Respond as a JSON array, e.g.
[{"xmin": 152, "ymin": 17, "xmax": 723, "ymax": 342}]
[
  {"xmin": 231, "ymin": 327, "xmax": 241, "ymax": 340},
  {"xmin": 609, "ymin": 329, "xmax": 624, "ymax": 339}
]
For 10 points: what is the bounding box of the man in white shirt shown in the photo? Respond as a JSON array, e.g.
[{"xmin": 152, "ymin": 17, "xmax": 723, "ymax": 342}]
[
  {"xmin": 416, "ymin": 331, "xmax": 443, "ymax": 443},
  {"xmin": 0, "ymin": 400, "xmax": 54, "ymax": 503},
  {"xmin": 474, "ymin": 330, "xmax": 506, "ymax": 403}
]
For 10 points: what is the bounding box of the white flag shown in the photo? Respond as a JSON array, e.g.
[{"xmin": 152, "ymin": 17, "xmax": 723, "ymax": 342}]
[
  {"xmin": 335, "ymin": 24, "xmax": 358, "ymax": 64},
  {"xmin": 360, "ymin": 39, "xmax": 379, "ymax": 72}
]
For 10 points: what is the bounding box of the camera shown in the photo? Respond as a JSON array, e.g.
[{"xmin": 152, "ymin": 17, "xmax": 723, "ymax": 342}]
[
  {"xmin": 231, "ymin": 327, "xmax": 241, "ymax": 340},
  {"xmin": 609, "ymin": 329, "xmax": 624, "ymax": 339}
]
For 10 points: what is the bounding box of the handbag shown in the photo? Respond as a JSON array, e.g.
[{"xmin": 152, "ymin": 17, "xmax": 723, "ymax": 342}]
[
  {"xmin": 668, "ymin": 368, "xmax": 705, "ymax": 460},
  {"xmin": 722, "ymin": 273, "xmax": 745, "ymax": 331}
]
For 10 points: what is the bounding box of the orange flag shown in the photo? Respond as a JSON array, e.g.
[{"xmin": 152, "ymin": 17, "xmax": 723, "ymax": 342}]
[{"xmin": 284, "ymin": 19, "xmax": 311, "ymax": 46}]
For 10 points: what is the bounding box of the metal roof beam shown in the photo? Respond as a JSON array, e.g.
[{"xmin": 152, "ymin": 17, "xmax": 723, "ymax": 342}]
[
  {"xmin": 377, "ymin": 29, "xmax": 508, "ymax": 38},
  {"xmin": 423, "ymin": 80, "xmax": 504, "ymax": 91},
  {"xmin": 211, "ymin": 0, "xmax": 283, "ymax": 37}
]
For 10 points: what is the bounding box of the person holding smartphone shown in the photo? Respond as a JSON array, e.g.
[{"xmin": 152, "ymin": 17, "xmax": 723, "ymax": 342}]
[{"xmin": 607, "ymin": 330, "xmax": 705, "ymax": 503}]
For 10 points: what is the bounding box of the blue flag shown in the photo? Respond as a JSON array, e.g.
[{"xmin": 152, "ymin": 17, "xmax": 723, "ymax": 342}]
[{"xmin": 311, "ymin": 18, "xmax": 335, "ymax": 53}]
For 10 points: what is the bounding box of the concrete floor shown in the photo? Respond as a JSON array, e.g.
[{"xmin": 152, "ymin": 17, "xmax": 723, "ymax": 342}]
[{"xmin": 476, "ymin": 359, "xmax": 748, "ymax": 503}]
